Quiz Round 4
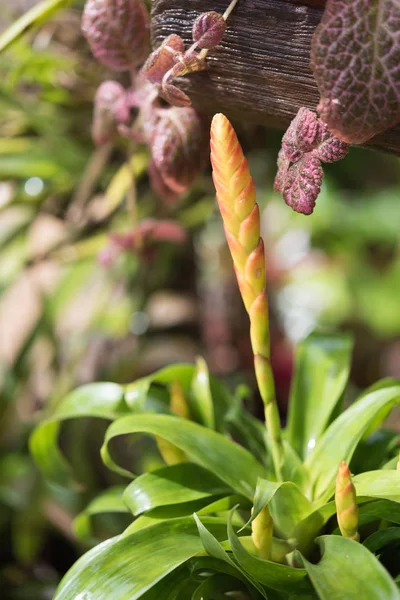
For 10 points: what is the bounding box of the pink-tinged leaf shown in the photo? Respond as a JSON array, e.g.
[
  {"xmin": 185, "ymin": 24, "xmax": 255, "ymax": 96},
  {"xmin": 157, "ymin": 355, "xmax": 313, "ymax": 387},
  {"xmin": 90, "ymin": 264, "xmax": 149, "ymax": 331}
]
[
  {"xmin": 141, "ymin": 34, "xmax": 185, "ymax": 84},
  {"xmin": 158, "ymin": 83, "xmax": 192, "ymax": 107},
  {"xmin": 283, "ymin": 156, "xmax": 323, "ymax": 215},
  {"xmin": 313, "ymin": 127, "xmax": 350, "ymax": 163},
  {"xmin": 99, "ymin": 220, "xmax": 187, "ymax": 265},
  {"xmin": 192, "ymin": 11, "xmax": 227, "ymax": 50},
  {"xmin": 293, "ymin": 107, "xmax": 323, "ymax": 154},
  {"xmin": 311, "ymin": 0, "xmax": 400, "ymax": 144},
  {"xmin": 273, "ymin": 148, "xmax": 290, "ymax": 193},
  {"xmin": 275, "ymin": 107, "xmax": 351, "ymax": 214},
  {"xmin": 92, "ymin": 80, "xmax": 129, "ymax": 146},
  {"xmin": 150, "ymin": 107, "xmax": 208, "ymax": 196},
  {"xmin": 148, "ymin": 159, "xmax": 181, "ymax": 205},
  {"xmin": 82, "ymin": 0, "xmax": 150, "ymax": 71}
]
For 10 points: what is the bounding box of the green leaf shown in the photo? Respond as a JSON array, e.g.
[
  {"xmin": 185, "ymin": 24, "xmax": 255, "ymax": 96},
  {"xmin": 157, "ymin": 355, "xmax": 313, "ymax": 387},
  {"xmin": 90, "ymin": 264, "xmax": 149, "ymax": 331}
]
[
  {"xmin": 227, "ymin": 511, "xmax": 310, "ymax": 593},
  {"xmin": 351, "ymin": 430, "xmax": 399, "ymax": 473},
  {"xmin": 353, "ymin": 470, "xmax": 400, "ymax": 502},
  {"xmin": 54, "ymin": 517, "xmax": 229, "ymax": 600},
  {"xmin": 198, "ymin": 495, "xmax": 249, "ymax": 516},
  {"xmin": 101, "ymin": 414, "xmax": 266, "ymax": 499},
  {"xmin": 302, "ymin": 535, "xmax": 400, "ymax": 599},
  {"xmin": 191, "ymin": 574, "xmax": 250, "ymax": 600},
  {"xmin": 0, "ymin": 0, "xmax": 77, "ymax": 54},
  {"xmin": 189, "ymin": 557, "xmax": 265, "ymax": 600},
  {"xmin": 124, "ymin": 364, "xmax": 196, "ymax": 411},
  {"xmin": 287, "ymin": 332, "xmax": 352, "ymax": 460},
  {"xmin": 30, "ymin": 383, "xmax": 127, "ymax": 486},
  {"xmin": 305, "ymin": 382, "xmax": 400, "ymax": 501},
  {"xmin": 281, "ymin": 440, "xmax": 311, "ymax": 492},
  {"xmin": 363, "ymin": 527, "xmax": 400, "ymax": 553},
  {"xmin": 123, "ymin": 463, "xmax": 231, "ymax": 515},
  {"xmin": 359, "ymin": 500, "xmax": 400, "ymax": 526},
  {"xmin": 73, "ymin": 486, "xmax": 129, "ymax": 542},
  {"xmin": 190, "ymin": 357, "xmax": 215, "ymax": 429},
  {"xmin": 194, "ymin": 514, "xmax": 267, "ymax": 599},
  {"xmin": 250, "ymin": 478, "xmax": 313, "ymax": 539}
]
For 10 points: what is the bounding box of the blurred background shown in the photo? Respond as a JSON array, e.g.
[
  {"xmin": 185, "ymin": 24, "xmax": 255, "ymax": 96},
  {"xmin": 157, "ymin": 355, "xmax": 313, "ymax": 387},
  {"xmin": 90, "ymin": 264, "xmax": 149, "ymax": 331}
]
[{"xmin": 1, "ymin": 0, "xmax": 400, "ymax": 597}]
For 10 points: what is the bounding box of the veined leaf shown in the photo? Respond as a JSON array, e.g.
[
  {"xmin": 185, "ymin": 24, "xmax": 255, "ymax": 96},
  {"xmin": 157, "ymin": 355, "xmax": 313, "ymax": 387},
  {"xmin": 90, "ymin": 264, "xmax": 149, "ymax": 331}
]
[
  {"xmin": 0, "ymin": 0, "xmax": 77, "ymax": 54},
  {"xmin": 287, "ymin": 332, "xmax": 352, "ymax": 460},
  {"xmin": 305, "ymin": 382, "xmax": 400, "ymax": 501},
  {"xmin": 30, "ymin": 383, "xmax": 127, "ymax": 486},
  {"xmin": 311, "ymin": 0, "xmax": 400, "ymax": 144},
  {"xmin": 101, "ymin": 414, "xmax": 266, "ymax": 499},
  {"xmin": 123, "ymin": 463, "xmax": 231, "ymax": 515},
  {"xmin": 302, "ymin": 535, "xmax": 400, "ymax": 599},
  {"xmin": 54, "ymin": 517, "xmax": 229, "ymax": 600}
]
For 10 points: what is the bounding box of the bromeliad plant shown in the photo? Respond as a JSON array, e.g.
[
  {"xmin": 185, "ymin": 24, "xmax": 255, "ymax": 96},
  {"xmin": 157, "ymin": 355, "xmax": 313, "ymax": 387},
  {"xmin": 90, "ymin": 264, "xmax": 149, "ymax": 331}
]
[{"xmin": 31, "ymin": 115, "xmax": 400, "ymax": 599}]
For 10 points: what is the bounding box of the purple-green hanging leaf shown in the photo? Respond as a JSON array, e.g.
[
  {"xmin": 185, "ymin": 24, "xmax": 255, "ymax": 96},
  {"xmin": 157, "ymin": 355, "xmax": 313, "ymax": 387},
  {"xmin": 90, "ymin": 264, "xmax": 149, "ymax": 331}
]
[
  {"xmin": 282, "ymin": 156, "xmax": 323, "ymax": 216},
  {"xmin": 274, "ymin": 107, "xmax": 350, "ymax": 214},
  {"xmin": 92, "ymin": 80, "xmax": 129, "ymax": 146},
  {"xmin": 149, "ymin": 107, "xmax": 208, "ymax": 198},
  {"xmin": 141, "ymin": 34, "xmax": 185, "ymax": 84},
  {"xmin": 192, "ymin": 11, "xmax": 227, "ymax": 50},
  {"xmin": 82, "ymin": 0, "xmax": 150, "ymax": 72},
  {"xmin": 311, "ymin": 0, "xmax": 400, "ymax": 144},
  {"xmin": 158, "ymin": 83, "xmax": 192, "ymax": 107}
]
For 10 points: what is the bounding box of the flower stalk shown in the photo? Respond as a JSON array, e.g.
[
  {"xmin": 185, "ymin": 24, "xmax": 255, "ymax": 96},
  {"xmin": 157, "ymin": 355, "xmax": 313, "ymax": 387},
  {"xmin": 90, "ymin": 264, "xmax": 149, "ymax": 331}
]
[
  {"xmin": 210, "ymin": 113, "xmax": 283, "ymax": 479},
  {"xmin": 335, "ymin": 461, "xmax": 360, "ymax": 542}
]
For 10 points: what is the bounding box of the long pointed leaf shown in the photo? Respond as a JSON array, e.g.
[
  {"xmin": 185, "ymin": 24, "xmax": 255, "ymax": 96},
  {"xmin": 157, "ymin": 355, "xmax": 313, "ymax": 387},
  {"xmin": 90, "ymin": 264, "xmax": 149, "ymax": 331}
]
[
  {"xmin": 101, "ymin": 414, "xmax": 266, "ymax": 499},
  {"xmin": 287, "ymin": 332, "xmax": 352, "ymax": 459},
  {"xmin": 305, "ymin": 382, "xmax": 400, "ymax": 500},
  {"xmin": 30, "ymin": 382, "xmax": 126, "ymax": 486},
  {"xmin": 0, "ymin": 0, "xmax": 77, "ymax": 53},
  {"xmin": 302, "ymin": 535, "xmax": 400, "ymax": 600},
  {"xmin": 123, "ymin": 463, "xmax": 230, "ymax": 515},
  {"xmin": 73, "ymin": 486, "xmax": 128, "ymax": 541},
  {"xmin": 54, "ymin": 517, "xmax": 229, "ymax": 600},
  {"xmin": 194, "ymin": 514, "xmax": 267, "ymax": 599}
]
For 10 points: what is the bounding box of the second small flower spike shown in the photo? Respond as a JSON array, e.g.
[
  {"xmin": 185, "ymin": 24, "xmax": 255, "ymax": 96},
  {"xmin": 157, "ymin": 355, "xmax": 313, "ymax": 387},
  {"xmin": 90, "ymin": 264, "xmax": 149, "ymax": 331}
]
[
  {"xmin": 251, "ymin": 504, "xmax": 273, "ymax": 560},
  {"xmin": 335, "ymin": 461, "xmax": 360, "ymax": 542}
]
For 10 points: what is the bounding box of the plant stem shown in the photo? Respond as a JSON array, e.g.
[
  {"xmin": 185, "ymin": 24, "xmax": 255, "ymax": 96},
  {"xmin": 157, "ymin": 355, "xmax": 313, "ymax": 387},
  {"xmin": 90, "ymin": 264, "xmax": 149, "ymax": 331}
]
[
  {"xmin": 126, "ymin": 140, "xmax": 138, "ymax": 230},
  {"xmin": 223, "ymin": 0, "xmax": 240, "ymax": 20}
]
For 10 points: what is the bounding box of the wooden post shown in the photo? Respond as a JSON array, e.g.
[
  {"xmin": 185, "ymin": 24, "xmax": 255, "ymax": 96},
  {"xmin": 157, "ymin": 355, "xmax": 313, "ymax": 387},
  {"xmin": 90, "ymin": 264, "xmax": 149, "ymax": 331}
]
[{"xmin": 151, "ymin": 0, "xmax": 400, "ymax": 155}]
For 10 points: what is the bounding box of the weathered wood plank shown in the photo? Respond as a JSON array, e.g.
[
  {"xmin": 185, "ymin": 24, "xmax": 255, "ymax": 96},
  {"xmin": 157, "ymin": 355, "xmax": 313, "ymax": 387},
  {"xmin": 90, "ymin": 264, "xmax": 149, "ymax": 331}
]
[{"xmin": 151, "ymin": 0, "xmax": 400, "ymax": 154}]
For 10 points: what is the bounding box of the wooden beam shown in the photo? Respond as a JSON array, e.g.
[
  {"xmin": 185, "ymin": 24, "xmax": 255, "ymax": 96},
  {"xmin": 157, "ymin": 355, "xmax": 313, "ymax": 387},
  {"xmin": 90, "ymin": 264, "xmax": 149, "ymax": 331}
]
[{"xmin": 151, "ymin": 0, "xmax": 400, "ymax": 155}]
